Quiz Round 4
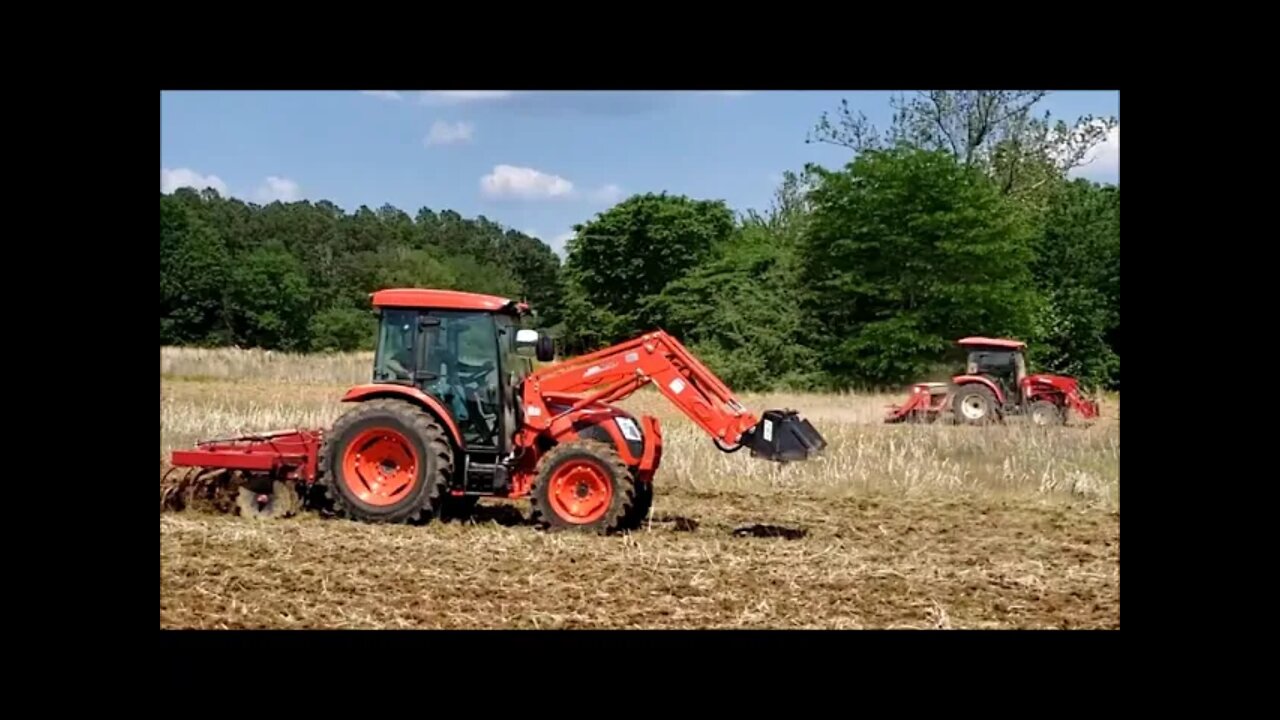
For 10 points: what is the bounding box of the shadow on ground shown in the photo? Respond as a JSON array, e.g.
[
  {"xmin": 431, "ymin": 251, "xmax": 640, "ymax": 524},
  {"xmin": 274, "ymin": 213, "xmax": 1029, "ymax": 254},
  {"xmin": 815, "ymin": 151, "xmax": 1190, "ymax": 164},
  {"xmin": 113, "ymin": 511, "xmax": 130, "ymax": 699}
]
[
  {"xmin": 454, "ymin": 503, "xmax": 530, "ymax": 527},
  {"xmin": 731, "ymin": 524, "xmax": 808, "ymax": 540},
  {"xmin": 649, "ymin": 513, "xmax": 701, "ymax": 532}
]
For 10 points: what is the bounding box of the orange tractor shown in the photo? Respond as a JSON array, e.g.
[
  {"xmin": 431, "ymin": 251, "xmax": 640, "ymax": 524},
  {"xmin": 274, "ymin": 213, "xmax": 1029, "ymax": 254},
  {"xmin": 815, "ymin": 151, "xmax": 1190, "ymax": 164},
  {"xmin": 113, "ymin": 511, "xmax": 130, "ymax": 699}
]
[
  {"xmin": 884, "ymin": 337, "xmax": 1100, "ymax": 426},
  {"xmin": 166, "ymin": 288, "xmax": 827, "ymax": 533}
]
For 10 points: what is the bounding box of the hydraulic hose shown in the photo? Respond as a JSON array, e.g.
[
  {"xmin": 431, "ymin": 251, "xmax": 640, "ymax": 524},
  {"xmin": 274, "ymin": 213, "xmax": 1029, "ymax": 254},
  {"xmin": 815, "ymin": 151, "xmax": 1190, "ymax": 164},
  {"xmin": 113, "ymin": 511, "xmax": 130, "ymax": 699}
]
[{"xmin": 714, "ymin": 438, "xmax": 744, "ymax": 454}]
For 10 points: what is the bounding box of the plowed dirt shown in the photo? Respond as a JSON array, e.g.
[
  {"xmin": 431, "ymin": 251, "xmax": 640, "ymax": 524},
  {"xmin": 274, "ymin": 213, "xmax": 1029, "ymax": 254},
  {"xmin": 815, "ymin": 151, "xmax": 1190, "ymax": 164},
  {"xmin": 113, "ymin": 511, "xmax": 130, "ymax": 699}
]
[{"xmin": 160, "ymin": 490, "xmax": 1118, "ymax": 629}]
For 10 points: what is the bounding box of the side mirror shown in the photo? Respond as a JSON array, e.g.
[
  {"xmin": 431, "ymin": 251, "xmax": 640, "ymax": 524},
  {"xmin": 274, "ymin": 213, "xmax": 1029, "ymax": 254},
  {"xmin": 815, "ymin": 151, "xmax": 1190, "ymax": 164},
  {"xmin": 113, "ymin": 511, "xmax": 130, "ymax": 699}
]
[
  {"xmin": 536, "ymin": 334, "xmax": 555, "ymax": 362},
  {"xmin": 516, "ymin": 329, "xmax": 556, "ymax": 362}
]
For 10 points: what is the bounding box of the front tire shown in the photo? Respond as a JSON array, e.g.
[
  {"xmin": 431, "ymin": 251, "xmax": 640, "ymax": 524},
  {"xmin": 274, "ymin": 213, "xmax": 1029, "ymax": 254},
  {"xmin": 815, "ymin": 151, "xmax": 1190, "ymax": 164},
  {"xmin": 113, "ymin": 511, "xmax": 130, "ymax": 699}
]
[
  {"xmin": 1029, "ymin": 400, "xmax": 1064, "ymax": 426},
  {"xmin": 318, "ymin": 399, "xmax": 454, "ymax": 524},
  {"xmin": 530, "ymin": 440, "xmax": 636, "ymax": 534},
  {"xmin": 621, "ymin": 479, "xmax": 654, "ymax": 530}
]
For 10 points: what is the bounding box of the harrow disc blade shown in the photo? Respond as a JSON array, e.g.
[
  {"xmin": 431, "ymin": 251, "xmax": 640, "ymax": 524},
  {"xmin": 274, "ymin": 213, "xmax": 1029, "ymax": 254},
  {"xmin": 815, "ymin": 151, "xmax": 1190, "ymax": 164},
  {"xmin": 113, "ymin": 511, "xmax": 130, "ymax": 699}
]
[
  {"xmin": 160, "ymin": 468, "xmax": 239, "ymax": 514},
  {"xmin": 236, "ymin": 480, "xmax": 303, "ymax": 520}
]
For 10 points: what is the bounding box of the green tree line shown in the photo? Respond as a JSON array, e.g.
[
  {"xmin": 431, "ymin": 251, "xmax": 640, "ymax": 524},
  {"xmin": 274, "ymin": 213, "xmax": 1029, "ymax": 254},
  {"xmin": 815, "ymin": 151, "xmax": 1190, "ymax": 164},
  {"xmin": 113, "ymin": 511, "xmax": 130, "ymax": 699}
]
[
  {"xmin": 160, "ymin": 91, "xmax": 1119, "ymax": 390},
  {"xmin": 160, "ymin": 192, "xmax": 564, "ymax": 352}
]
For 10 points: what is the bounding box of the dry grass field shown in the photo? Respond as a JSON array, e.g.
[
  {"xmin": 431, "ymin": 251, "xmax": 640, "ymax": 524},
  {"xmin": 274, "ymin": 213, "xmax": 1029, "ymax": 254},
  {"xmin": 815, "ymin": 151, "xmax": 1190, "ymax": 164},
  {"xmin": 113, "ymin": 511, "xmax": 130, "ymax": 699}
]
[{"xmin": 160, "ymin": 347, "xmax": 1120, "ymax": 629}]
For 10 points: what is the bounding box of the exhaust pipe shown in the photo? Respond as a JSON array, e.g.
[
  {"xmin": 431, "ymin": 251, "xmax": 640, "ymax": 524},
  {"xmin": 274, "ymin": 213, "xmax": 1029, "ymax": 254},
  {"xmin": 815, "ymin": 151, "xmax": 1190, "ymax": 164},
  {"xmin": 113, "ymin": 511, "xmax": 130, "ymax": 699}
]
[{"xmin": 742, "ymin": 409, "xmax": 828, "ymax": 462}]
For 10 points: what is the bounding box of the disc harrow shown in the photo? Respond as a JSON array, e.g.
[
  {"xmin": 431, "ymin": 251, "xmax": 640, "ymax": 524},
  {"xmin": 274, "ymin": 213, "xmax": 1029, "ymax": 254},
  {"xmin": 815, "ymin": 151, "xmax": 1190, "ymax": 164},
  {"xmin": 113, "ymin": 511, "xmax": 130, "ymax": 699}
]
[{"xmin": 161, "ymin": 429, "xmax": 323, "ymax": 517}]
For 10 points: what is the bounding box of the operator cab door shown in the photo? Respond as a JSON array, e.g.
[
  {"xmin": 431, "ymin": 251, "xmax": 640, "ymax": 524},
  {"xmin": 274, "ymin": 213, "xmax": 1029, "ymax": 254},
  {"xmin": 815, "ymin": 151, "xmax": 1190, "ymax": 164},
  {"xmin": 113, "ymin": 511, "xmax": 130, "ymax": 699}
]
[
  {"xmin": 970, "ymin": 349, "xmax": 1019, "ymax": 407},
  {"xmin": 495, "ymin": 315, "xmax": 532, "ymax": 457},
  {"xmin": 415, "ymin": 310, "xmax": 503, "ymax": 452}
]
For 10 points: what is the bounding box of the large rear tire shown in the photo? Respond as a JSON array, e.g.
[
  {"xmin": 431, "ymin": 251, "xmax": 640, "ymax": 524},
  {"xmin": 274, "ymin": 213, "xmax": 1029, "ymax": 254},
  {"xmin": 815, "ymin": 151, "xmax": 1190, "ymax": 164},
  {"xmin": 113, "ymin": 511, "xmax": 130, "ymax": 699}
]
[
  {"xmin": 318, "ymin": 399, "xmax": 454, "ymax": 524},
  {"xmin": 530, "ymin": 440, "xmax": 637, "ymax": 534},
  {"xmin": 953, "ymin": 384, "xmax": 1000, "ymax": 426}
]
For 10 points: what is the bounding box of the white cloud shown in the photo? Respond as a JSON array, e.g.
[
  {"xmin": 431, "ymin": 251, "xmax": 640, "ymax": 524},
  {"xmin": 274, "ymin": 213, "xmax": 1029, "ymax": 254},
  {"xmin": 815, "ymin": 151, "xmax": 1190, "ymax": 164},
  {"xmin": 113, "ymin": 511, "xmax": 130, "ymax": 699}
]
[
  {"xmin": 478, "ymin": 164, "xmax": 622, "ymax": 207},
  {"xmin": 424, "ymin": 120, "xmax": 474, "ymax": 146},
  {"xmin": 160, "ymin": 167, "xmax": 228, "ymax": 196},
  {"xmin": 589, "ymin": 184, "xmax": 624, "ymax": 204},
  {"xmin": 420, "ymin": 91, "xmax": 515, "ymax": 106},
  {"xmin": 254, "ymin": 176, "xmax": 301, "ymax": 203},
  {"xmin": 481, "ymin": 164, "xmax": 574, "ymax": 200},
  {"xmin": 361, "ymin": 90, "xmax": 403, "ymax": 101},
  {"xmin": 160, "ymin": 168, "xmax": 305, "ymax": 203}
]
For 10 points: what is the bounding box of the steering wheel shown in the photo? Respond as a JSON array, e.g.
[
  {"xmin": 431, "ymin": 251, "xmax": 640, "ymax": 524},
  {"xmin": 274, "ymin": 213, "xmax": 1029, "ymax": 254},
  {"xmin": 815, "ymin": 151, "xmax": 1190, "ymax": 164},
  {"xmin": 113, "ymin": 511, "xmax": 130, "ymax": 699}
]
[{"xmin": 457, "ymin": 361, "xmax": 494, "ymax": 384}]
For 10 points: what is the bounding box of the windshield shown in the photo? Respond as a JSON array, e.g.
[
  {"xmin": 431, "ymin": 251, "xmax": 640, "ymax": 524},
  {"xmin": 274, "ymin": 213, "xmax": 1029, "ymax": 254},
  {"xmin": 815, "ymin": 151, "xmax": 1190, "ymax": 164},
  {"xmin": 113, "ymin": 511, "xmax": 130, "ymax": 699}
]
[
  {"xmin": 966, "ymin": 349, "xmax": 1018, "ymax": 377},
  {"xmin": 421, "ymin": 311, "xmax": 501, "ymax": 449}
]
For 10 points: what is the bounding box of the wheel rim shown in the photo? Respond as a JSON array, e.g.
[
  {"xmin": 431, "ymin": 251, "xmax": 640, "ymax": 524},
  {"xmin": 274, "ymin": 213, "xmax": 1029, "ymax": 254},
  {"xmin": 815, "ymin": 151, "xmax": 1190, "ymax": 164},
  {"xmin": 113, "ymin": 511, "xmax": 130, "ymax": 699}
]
[
  {"xmin": 961, "ymin": 395, "xmax": 987, "ymax": 420},
  {"xmin": 1032, "ymin": 406, "xmax": 1055, "ymax": 425},
  {"xmin": 341, "ymin": 427, "xmax": 419, "ymax": 507},
  {"xmin": 547, "ymin": 459, "xmax": 613, "ymax": 524}
]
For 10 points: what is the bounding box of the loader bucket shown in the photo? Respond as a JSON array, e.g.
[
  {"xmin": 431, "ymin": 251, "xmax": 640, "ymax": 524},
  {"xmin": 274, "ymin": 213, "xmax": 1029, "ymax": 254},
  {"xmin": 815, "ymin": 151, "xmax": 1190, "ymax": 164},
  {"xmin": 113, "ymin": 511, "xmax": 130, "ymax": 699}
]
[{"xmin": 743, "ymin": 409, "xmax": 828, "ymax": 462}]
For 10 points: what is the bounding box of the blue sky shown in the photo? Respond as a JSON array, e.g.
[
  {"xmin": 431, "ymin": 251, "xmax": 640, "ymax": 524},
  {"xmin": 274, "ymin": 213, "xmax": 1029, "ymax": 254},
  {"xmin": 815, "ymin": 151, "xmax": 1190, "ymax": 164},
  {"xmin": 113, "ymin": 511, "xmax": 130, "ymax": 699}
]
[{"xmin": 160, "ymin": 90, "xmax": 1120, "ymax": 256}]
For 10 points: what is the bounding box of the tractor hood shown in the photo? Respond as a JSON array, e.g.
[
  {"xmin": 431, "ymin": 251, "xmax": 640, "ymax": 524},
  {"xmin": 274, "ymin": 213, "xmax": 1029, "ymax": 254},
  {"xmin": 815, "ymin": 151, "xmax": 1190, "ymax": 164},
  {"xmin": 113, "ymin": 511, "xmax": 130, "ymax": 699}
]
[
  {"xmin": 1025, "ymin": 373, "xmax": 1080, "ymax": 391},
  {"xmin": 1026, "ymin": 373, "xmax": 1100, "ymax": 418}
]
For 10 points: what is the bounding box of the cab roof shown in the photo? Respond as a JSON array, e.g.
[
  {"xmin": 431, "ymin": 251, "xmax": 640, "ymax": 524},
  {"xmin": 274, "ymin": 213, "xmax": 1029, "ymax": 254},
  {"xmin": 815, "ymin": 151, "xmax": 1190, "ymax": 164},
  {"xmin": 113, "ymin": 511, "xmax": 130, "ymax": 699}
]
[
  {"xmin": 957, "ymin": 336, "xmax": 1026, "ymax": 350},
  {"xmin": 371, "ymin": 288, "xmax": 530, "ymax": 314}
]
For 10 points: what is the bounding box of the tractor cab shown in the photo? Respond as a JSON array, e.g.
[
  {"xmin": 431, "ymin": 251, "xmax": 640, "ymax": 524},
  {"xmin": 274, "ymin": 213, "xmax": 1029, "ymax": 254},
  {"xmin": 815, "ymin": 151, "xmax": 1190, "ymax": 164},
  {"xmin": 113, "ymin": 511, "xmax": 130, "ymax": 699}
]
[
  {"xmin": 368, "ymin": 289, "xmax": 554, "ymax": 453},
  {"xmin": 957, "ymin": 336, "xmax": 1028, "ymax": 405}
]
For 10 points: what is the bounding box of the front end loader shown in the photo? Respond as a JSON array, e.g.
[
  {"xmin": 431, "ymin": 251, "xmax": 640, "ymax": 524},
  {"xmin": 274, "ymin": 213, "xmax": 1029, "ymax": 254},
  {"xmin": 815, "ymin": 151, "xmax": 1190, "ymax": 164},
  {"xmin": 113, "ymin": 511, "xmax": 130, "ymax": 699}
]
[{"xmin": 164, "ymin": 287, "xmax": 828, "ymax": 534}]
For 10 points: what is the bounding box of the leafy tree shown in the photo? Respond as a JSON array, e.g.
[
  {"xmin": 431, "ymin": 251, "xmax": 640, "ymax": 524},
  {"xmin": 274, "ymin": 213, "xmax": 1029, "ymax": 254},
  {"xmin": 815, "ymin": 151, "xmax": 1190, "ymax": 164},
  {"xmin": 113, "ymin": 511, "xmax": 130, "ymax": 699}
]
[
  {"xmin": 652, "ymin": 172, "xmax": 820, "ymax": 390},
  {"xmin": 160, "ymin": 189, "xmax": 557, "ymax": 352},
  {"xmin": 798, "ymin": 147, "xmax": 1039, "ymax": 387},
  {"xmin": 439, "ymin": 253, "xmax": 523, "ymax": 298},
  {"xmin": 806, "ymin": 92, "xmax": 1120, "ymax": 387},
  {"xmin": 160, "ymin": 192, "xmax": 232, "ymax": 345},
  {"xmin": 1029, "ymin": 180, "xmax": 1120, "ymax": 388},
  {"xmin": 495, "ymin": 230, "xmax": 564, "ymax": 327},
  {"xmin": 310, "ymin": 306, "xmax": 376, "ymax": 352},
  {"xmin": 159, "ymin": 109, "xmax": 1118, "ymax": 394},
  {"xmin": 226, "ymin": 241, "xmax": 314, "ymax": 351},
  {"xmin": 561, "ymin": 192, "xmax": 734, "ymax": 351},
  {"xmin": 808, "ymin": 91, "xmax": 1116, "ymax": 201}
]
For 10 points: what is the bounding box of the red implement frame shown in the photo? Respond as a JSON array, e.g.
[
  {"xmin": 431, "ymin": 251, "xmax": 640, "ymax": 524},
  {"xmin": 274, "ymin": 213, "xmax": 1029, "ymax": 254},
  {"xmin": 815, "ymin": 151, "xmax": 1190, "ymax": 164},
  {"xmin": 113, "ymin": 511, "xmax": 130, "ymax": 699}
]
[
  {"xmin": 884, "ymin": 384, "xmax": 949, "ymax": 422},
  {"xmin": 170, "ymin": 429, "xmax": 323, "ymax": 483}
]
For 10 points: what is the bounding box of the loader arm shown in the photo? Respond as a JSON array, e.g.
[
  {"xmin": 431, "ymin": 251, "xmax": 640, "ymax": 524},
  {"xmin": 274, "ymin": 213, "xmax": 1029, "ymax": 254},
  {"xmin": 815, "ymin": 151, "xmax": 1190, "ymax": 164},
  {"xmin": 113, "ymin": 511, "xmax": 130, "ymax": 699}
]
[{"xmin": 518, "ymin": 330, "xmax": 826, "ymax": 462}]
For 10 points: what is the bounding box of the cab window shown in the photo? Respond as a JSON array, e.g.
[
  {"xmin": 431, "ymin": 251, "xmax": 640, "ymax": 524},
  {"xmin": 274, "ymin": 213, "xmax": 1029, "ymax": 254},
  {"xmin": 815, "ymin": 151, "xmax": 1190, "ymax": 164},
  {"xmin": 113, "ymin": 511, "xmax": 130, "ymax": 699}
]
[{"xmin": 373, "ymin": 309, "xmax": 416, "ymax": 382}]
